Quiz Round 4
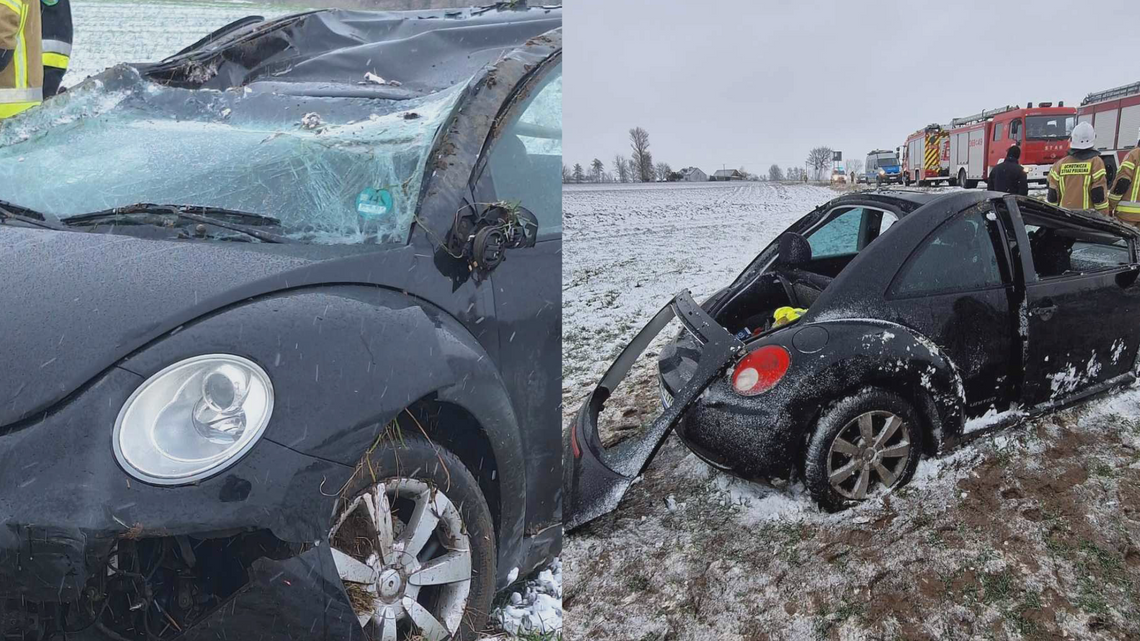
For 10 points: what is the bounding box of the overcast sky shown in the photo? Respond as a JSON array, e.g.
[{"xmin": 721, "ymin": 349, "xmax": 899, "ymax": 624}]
[{"xmin": 565, "ymin": 0, "xmax": 1140, "ymax": 176}]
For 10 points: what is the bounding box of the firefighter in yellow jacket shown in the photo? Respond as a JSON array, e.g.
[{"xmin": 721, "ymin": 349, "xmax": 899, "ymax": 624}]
[
  {"xmin": 1109, "ymin": 127, "xmax": 1140, "ymax": 226},
  {"xmin": 0, "ymin": 0, "xmax": 42, "ymax": 119},
  {"xmin": 1047, "ymin": 121, "xmax": 1109, "ymax": 214}
]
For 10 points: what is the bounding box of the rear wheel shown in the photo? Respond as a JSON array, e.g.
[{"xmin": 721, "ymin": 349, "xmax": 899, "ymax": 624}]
[
  {"xmin": 330, "ymin": 434, "xmax": 495, "ymax": 640},
  {"xmin": 804, "ymin": 389, "xmax": 923, "ymax": 512}
]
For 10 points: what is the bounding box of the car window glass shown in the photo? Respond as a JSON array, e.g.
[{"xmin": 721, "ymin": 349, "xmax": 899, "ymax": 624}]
[
  {"xmin": 1010, "ymin": 119, "xmax": 1022, "ymax": 143},
  {"xmin": 806, "ymin": 207, "xmax": 862, "ymax": 257},
  {"xmin": 879, "ymin": 211, "xmax": 899, "ymax": 233},
  {"xmin": 993, "ymin": 122, "xmax": 1004, "ymax": 142},
  {"xmin": 1023, "ymin": 215, "xmax": 1131, "ymax": 278},
  {"xmin": 893, "ymin": 208, "xmax": 1003, "ymax": 296},
  {"xmin": 486, "ymin": 62, "xmax": 562, "ymax": 235}
]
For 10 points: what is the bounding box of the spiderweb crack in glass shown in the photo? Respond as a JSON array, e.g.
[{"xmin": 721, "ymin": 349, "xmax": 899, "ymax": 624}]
[{"xmin": 0, "ymin": 67, "xmax": 465, "ymax": 245}]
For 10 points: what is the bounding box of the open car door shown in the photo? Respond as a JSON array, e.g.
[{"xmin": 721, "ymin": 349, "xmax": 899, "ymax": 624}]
[{"xmin": 563, "ymin": 290, "xmax": 743, "ymax": 531}]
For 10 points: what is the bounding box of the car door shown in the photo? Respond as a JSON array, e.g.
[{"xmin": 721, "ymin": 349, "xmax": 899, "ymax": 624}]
[
  {"xmin": 1013, "ymin": 199, "xmax": 1140, "ymax": 405},
  {"xmin": 887, "ymin": 202, "xmax": 1018, "ymax": 415},
  {"xmin": 471, "ymin": 59, "xmax": 562, "ymax": 530}
]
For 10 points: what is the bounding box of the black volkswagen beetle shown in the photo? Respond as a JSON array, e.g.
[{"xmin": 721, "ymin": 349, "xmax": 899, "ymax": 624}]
[
  {"xmin": 0, "ymin": 6, "xmax": 561, "ymax": 641},
  {"xmin": 566, "ymin": 190, "xmax": 1140, "ymax": 529}
]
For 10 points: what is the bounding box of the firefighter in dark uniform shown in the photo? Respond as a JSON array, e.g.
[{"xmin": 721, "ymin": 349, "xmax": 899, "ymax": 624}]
[
  {"xmin": 987, "ymin": 144, "xmax": 1028, "ymax": 196},
  {"xmin": 39, "ymin": 0, "xmax": 68, "ymax": 97},
  {"xmin": 1047, "ymin": 121, "xmax": 1109, "ymax": 214}
]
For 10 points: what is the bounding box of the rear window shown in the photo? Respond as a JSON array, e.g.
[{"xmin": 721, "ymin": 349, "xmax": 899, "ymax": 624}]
[
  {"xmin": 806, "ymin": 206, "xmax": 898, "ymax": 258},
  {"xmin": 892, "ymin": 207, "xmax": 1004, "ymax": 296}
]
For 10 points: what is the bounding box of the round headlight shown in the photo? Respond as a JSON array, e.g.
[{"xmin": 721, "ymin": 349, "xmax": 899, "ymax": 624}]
[{"xmin": 113, "ymin": 354, "xmax": 274, "ymax": 485}]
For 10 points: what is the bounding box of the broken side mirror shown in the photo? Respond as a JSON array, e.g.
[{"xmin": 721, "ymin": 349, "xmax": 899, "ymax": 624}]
[{"xmin": 447, "ymin": 203, "xmax": 538, "ymax": 273}]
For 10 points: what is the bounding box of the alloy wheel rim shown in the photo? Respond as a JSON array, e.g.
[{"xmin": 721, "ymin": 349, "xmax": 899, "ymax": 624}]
[
  {"xmin": 329, "ymin": 477, "xmax": 472, "ymax": 641},
  {"xmin": 826, "ymin": 410, "xmax": 910, "ymax": 500}
]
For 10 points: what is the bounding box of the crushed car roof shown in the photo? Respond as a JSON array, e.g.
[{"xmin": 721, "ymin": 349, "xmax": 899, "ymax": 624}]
[{"xmin": 141, "ymin": 5, "xmax": 563, "ymax": 98}]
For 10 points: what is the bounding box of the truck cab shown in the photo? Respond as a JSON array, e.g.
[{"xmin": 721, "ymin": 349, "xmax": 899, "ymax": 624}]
[{"xmin": 990, "ymin": 105, "xmax": 1074, "ymax": 184}]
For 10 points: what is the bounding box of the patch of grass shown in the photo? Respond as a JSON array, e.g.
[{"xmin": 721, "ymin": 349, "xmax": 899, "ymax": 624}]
[
  {"xmin": 516, "ymin": 632, "xmax": 562, "ymax": 641},
  {"xmin": 1090, "ymin": 460, "xmax": 1116, "ymax": 478},
  {"xmin": 625, "ymin": 574, "xmax": 651, "ymax": 593},
  {"xmin": 981, "ymin": 570, "xmax": 1015, "ymax": 604},
  {"xmin": 1004, "ymin": 590, "xmax": 1043, "ymax": 637},
  {"xmin": 813, "ymin": 599, "xmax": 864, "ymax": 639}
]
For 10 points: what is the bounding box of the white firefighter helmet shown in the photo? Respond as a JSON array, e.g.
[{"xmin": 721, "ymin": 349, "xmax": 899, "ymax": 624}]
[{"xmin": 1070, "ymin": 121, "xmax": 1096, "ymax": 150}]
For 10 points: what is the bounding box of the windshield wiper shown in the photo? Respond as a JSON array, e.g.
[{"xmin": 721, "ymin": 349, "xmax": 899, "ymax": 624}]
[
  {"xmin": 0, "ymin": 199, "xmax": 67, "ymax": 231},
  {"xmin": 63, "ymin": 203, "xmax": 294, "ymax": 244}
]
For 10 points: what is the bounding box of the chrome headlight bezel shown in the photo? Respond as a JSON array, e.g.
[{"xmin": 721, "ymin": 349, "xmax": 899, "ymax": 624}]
[{"xmin": 113, "ymin": 354, "xmax": 275, "ymax": 486}]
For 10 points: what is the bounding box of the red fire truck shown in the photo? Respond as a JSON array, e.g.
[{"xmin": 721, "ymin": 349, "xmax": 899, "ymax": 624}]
[
  {"xmin": 1077, "ymin": 81, "xmax": 1140, "ymax": 182},
  {"xmin": 901, "ymin": 124, "xmax": 949, "ymax": 186},
  {"xmin": 946, "ymin": 103, "xmax": 1075, "ymax": 188}
]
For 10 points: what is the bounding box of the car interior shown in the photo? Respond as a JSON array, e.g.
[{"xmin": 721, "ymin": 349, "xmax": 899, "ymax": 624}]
[
  {"xmin": 715, "ymin": 206, "xmax": 897, "ymax": 337},
  {"xmin": 1021, "ymin": 211, "xmax": 1131, "ymax": 279}
]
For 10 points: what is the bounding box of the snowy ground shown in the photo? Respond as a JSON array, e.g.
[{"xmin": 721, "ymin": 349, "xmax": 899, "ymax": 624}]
[{"xmin": 562, "ymin": 181, "xmax": 1140, "ymax": 640}]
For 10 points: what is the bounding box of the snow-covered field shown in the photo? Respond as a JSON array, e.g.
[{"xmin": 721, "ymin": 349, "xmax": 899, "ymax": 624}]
[
  {"xmin": 562, "ymin": 181, "xmax": 1140, "ymax": 640},
  {"xmin": 65, "ymin": 0, "xmax": 298, "ymax": 88}
]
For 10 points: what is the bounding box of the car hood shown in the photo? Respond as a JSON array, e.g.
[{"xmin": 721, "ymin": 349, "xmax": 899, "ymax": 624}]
[
  {"xmin": 880, "ymin": 165, "xmax": 900, "ymax": 173},
  {"xmin": 0, "ymin": 226, "xmax": 333, "ymax": 428}
]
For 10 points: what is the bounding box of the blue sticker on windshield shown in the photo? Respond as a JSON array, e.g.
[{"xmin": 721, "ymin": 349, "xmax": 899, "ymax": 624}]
[{"xmin": 356, "ymin": 187, "xmax": 393, "ymax": 220}]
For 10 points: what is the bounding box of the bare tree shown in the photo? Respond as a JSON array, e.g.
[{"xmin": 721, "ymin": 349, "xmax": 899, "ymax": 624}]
[
  {"xmin": 629, "ymin": 127, "xmax": 654, "ymax": 182},
  {"xmin": 806, "ymin": 146, "xmax": 834, "ymax": 181},
  {"xmin": 654, "ymin": 162, "xmax": 672, "ymax": 182},
  {"xmin": 572, "ymin": 163, "xmax": 585, "ymax": 184},
  {"xmin": 562, "ymin": 163, "xmax": 570, "ymax": 184},
  {"xmin": 768, "ymin": 164, "xmax": 784, "ymax": 181},
  {"xmin": 612, "ymin": 154, "xmax": 629, "ymax": 183},
  {"xmin": 847, "ymin": 158, "xmax": 863, "ymax": 182},
  {"xmin": 591, "ymin": 158, "xmax": 605, "ymax": 183}
]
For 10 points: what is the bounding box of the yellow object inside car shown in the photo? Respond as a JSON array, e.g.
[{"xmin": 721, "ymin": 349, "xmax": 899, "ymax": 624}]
[{"xmin": 773, "ymin": 306, "xmax": 806, "ymax": 327}]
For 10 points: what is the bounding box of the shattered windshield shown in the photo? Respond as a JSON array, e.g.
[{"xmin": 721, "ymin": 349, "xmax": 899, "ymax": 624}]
[{"xmin": 0, "ymin": 66, "xmax": 465, "ymax": 245}]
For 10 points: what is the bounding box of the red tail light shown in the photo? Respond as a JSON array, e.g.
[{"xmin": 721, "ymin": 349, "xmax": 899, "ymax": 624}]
[{"xmin": 731, "ymin": 345, "xmax": 790, "ymax": 396}]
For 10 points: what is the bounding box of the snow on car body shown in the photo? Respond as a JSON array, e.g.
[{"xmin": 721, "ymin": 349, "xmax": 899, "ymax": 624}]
[
  {"xmin": 0, "ymin": 6, "xmax": 561, "ymax": 640},
  {"xmin": 566, "ymin": 190, "xmax": 1140, "ymax": 528}
]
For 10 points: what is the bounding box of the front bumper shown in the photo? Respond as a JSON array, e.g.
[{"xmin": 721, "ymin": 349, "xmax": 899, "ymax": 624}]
[
  {"xmin": 1025, "ymin": 163, "xmax": 1051, "ymax": 183},
  {"xmin": 876, "ymin": 173, "xmax": 902, "ymax": 183},
  {"xmin": 564, "ymin": 291, "xmax": 743, "ymax": 531},
  {"xmin": 0, "ymin": 368, "xmax": 361, "ymax": 639},
  {"xmin": 670, "ymin": 379, "xmax": 801, "ymax": 481}
]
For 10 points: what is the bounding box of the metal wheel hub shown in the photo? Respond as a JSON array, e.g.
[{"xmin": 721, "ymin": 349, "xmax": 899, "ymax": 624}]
[
  {"xmin": 330, "ymin": 478, "xmax": 473, "ymax": 641},
  {"xmin": 827, "ymin": 410, "xmax": 911, "ymax": 500}
]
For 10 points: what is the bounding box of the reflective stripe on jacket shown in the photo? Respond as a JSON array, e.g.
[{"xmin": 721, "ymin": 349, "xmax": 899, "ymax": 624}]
[
  {"xmin": 1048, "ymin": 153, "xmax": 1109, "ymax": 212},
  {"xmin": 40, "ymin": 0, "xmax": 69, "ymax": 70},
  {"xmin": 1111, "ymin": 148, "xmax": 1140, "ymax": 223},
  {"xmin": 0, "ymin": 0, "xmax": 42, "ymax": 119}
]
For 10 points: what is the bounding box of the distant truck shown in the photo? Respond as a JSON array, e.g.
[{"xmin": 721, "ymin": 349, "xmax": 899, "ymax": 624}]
[
  {"xmin": 948, "ymin": 103, "xmax": 1074, "ymax": 188},
  {"xmin": 902, "ymin": 124, "xmax": 950, "ymax": 186},
  {"xmin": 1077, "ymin": 80, "xmax": 1140, "ymax": 184},
  {"xmin": 864, "ymin": 149, "xmax": 901, "ymax": 185}
]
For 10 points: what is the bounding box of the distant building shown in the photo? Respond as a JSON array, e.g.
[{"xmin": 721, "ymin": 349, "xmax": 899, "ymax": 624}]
[
  {"xmin": 679, "ymin": 167, "xmax": 707, "ymax": 182},
  {"xmin": 712, "ymin": 169, "xmax": 744, "ymax": 181}
]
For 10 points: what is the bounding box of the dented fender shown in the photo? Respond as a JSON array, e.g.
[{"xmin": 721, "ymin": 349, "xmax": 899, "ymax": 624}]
[
  {"xmin": 784, "ymin": 319, "xmax": 968, "ymax": 451},
  {"xmin": 118, "ymin": 286, "xmax": 531, "ymax": 587}
]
